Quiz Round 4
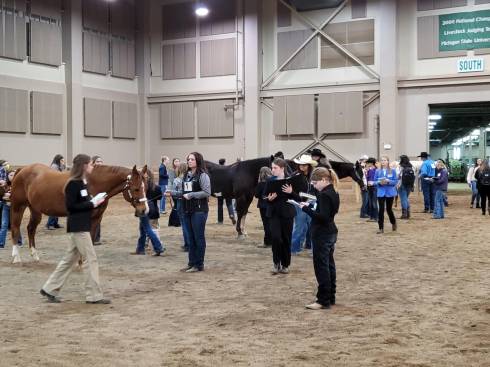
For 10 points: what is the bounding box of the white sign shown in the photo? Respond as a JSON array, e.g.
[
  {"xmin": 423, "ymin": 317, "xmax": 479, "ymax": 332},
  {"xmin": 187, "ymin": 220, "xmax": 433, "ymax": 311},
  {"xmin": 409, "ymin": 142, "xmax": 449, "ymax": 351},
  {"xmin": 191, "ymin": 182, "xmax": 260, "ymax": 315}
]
[{"xmin": 457, "ymin": 58, "xmax": 484, "ymax": 73}]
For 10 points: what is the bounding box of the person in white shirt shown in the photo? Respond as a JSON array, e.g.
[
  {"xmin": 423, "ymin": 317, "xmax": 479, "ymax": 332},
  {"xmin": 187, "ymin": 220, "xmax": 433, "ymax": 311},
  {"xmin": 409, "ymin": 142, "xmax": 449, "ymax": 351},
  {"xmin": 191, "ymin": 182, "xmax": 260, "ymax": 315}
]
[{"xmin": 467, "ymin": 158, "xmax": 482, "ymax": 209}]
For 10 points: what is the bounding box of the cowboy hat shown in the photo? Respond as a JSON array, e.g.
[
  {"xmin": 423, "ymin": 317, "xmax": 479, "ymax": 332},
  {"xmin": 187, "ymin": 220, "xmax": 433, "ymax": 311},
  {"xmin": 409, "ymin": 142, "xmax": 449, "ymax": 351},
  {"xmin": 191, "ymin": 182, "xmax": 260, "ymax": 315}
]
[
  {"xmin": 294, "ymin": 154, "xmax": 318, "ymax": 167},
  {"xmin": 417, "ymin": 152, "xmax": 429, "ymax": 158},
  {"xmin": 359, "ymin": 154, "xmax": 369, "ymax": 161},
  {"xmin": 307, "ymin": 148, "xmax": 326, "ymax": 159}
]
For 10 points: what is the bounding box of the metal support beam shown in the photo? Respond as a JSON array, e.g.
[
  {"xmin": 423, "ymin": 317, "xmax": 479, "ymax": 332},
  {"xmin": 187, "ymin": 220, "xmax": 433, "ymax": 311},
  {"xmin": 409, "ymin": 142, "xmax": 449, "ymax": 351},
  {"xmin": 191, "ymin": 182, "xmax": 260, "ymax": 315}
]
[
  {"xmin": 293, "ymin": 134, "xmax": 349, "ymax": 162},
  {"xmin": 279, "ymin": 0, "xmax": 379, "ymax": 81},
  {"xmin": 363, "ymin": 92, "xmax": 380, "ymax": 109},
  {"xmin": 260, "ymin": 99, "xmax": 274, "ymax": 111},
  {"xmin": 261, "ymin": 0, "xmax": 347, "ymax": 89}
]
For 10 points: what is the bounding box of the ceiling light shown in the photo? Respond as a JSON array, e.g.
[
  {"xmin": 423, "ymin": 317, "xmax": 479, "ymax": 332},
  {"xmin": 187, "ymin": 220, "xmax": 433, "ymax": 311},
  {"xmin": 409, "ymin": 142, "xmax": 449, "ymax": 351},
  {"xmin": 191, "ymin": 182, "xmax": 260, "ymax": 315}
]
[
  {"xmin": 428, "ymin": 122, "xmax": 437, "ymax": 126},
  {"xmin": 486, "ymin": 127, "xmax": 490, "ymax": 131},
  {"xmin": 428, "ymin": 114, "xmax": 442, "ymax": 120},
  {"xmin": 471, "ymin": 129, "xmax": 480, "ymax": 136},
  {"xmin": 195, "ymin": 5, "xmax": 209, "ymax": 17}
]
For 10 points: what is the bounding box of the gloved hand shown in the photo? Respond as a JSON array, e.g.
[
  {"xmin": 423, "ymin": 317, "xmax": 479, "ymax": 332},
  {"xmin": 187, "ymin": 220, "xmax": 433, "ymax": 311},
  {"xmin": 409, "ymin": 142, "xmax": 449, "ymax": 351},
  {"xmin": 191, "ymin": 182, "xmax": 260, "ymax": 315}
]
[{"xmin": 90, "ymin": 197, "xmax": 105, "ymax": 208}]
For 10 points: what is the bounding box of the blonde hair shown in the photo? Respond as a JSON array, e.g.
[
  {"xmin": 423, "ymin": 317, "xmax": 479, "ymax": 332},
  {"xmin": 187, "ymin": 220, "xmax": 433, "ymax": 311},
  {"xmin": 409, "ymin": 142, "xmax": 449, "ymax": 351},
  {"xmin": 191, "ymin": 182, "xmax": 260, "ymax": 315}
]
[
  {"xmin": 176, "ymin": 163, "xmax": 188, "ymax": 178},
  {"xmin": 437, "ymin": 160, "xmax": 447, "ymax": 169},
  {"xmin": 311, "ymin": 167, "xmax": 339, "ymax": 192},
  {"xmin": 380, "ymin": 156, "xmax": 392, "ymax": 175}
]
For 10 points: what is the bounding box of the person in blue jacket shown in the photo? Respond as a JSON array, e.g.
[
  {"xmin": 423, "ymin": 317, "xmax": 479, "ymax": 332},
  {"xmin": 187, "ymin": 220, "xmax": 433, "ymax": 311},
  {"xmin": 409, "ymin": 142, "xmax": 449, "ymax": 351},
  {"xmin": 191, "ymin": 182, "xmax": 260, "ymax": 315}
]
[
  {"xmin": 374, "ymin": 156, "xmax": 398, "ymax": 234},
  {"xmin": 431, "ymin": 160, "xmax": 449, "ymax": 219},
  {"xmin": 159, "ymin": 156, "xmax": 170, "ymax": 214},
  {"xmin": 418, "ymin": 152, "xmax": 435, "ymax": 213}
]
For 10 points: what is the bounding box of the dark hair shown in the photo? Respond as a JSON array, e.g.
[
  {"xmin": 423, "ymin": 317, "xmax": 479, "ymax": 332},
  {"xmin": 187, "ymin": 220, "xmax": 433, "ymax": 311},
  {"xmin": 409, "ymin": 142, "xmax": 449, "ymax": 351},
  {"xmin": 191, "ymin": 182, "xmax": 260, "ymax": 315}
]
[
  {"xmin": 91, "ymin": 155, "xmax": 102, "ymax": 164},
  {"xmin": 187, "ymin": 152, "xmax": 207, "ymax": 174},
  {"xmin": 272, "ymin": 158, "xmax": 286, "ymax": 168},
  {"xmin": 219, "ymin": 158, "xmax": 226, "ymax": 165},
  {"xmin": 481, "ymin": 159, "xmax": 490, "ymax": 171},
  {"xmin": 399, "ymin": 155, "xmax": 411, "ymax": 167},
  {"xmin": 273, "ymin": 151, "xmax": 285, "ymax": 159},
  {"xmin": 69, "ymin": 154, "xmax": 91, "ymax": 181},
  {"xmin": 51, "ymin": 154, "xmax": 64, "ymax": 166}
]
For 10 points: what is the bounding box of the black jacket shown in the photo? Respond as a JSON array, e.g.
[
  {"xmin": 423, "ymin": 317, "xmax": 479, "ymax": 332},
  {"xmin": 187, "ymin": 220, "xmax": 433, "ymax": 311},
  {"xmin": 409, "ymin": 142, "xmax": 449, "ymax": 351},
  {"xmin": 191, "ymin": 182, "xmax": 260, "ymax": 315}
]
[
  {"xmin": 147, "ymin": 185, "xmax": 162, "ymax": 220},
  {"xmin": 302, "ymin": 184, "xmax": 339, "ymax": 235},
  {"xmin": 254, "ymin": 182, "xmax": 268, "ymax": 209},
  {"xmin": 65, "ymin": 179, "xmax": 94, "ymax": 233},
  {"xmin": 264, "ymin": 177, "xmax": 296, "ymax": 218}
]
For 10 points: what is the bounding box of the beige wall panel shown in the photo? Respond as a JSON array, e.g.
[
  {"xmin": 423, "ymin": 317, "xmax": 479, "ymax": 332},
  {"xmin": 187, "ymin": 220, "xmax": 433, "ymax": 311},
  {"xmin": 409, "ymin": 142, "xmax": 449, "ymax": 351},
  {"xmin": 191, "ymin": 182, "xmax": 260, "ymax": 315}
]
[
  {"xmin": 160, "ymin": 102, "xmax": 194, "ymax": 139},
  {"xmin": 31, "ymin": 91, "xmax": 62, "ymax": 135},
  {"xmin": 286, "ymin": 95, "xmax": 314, "ymax": 135},
  {"xmin": 84, "ymin": 98, "xmax": 111, "ymax": 138},
  {"xmin": 277, "ymin": 30, "xmax": 317, "ymax": 71},
  {"xmin": 318, "ymin": 92, "xmax": 363, "ymax": 135},
  {"xmin": 273, "ymin": 96, "xmax": 287, "ymax": 135},
  {"xmin": 83, "ymin": 32, "xmax": 109, "ymax": 74},
  {"xmin": 199, "ymin": 0, "xmax": 236, "ymax": 36},
  {"xmin": 113, "ymin": 101, "xmax": 137, "ymax": 139},
  {"xmin": 0, "ymin": 87, "xmax": 28, "ymax": 133},
  {"xmin": 30, "ymin": 21, "xmax": 62, "ymax": 66},
  {"xmin": 200, "ymin": 38, "xmax": 236, "ymax": 77},
  {"xmin": 197, "ymin": 100, "xmax": 234, "ymax": 138},
  {"xmin": 1, "ymin": 13, "xmax": 26, "ymax": 61}
]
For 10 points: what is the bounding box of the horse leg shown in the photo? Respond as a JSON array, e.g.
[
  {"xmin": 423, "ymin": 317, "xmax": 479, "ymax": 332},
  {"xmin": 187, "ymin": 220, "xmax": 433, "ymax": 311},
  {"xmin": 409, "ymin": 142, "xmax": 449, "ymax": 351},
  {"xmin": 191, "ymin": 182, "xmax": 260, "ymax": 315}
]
[
  {"xmin": 235, "ymin": 194, "xmax": 253, "ymax": 240},
  {"xmin": 27, "ymin": 207, "xmax": 43, "ymax": 261},
  {"xmin": 10, "ymin": 203, "xmax": 27, "ymax": 264}
]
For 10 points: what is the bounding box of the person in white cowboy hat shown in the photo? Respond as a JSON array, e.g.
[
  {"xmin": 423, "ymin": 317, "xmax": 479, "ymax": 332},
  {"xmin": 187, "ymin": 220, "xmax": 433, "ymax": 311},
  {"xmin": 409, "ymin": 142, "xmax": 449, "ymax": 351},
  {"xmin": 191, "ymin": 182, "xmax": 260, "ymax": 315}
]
[{"xmin": 288, "ymin": 154, "xmax": 318, "ymax": 255}]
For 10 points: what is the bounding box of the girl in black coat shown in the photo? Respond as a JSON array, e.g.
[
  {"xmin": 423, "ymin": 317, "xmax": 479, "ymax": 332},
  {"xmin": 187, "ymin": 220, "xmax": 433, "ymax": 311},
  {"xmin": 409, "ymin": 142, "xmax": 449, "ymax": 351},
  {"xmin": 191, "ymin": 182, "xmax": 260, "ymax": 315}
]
[{"xmin": 254, "ymin": 166, "xmax": 273, "ymax": 248}]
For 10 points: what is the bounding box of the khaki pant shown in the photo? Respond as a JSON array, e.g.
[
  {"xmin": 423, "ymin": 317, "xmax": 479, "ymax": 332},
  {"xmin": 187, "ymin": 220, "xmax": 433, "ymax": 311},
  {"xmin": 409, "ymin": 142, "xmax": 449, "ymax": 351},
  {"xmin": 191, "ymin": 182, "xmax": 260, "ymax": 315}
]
[{"xmin": 42, "ymin": 232, "xmax": 104, "ymax": 302}]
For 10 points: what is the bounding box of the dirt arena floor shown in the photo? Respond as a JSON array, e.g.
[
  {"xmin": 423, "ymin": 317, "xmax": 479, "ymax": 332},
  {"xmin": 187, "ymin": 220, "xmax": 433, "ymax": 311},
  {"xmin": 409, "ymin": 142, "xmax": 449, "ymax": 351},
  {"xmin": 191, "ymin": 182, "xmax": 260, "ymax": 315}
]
[{"xmin": 0, "ymin": 181, "xmax": 489, "ymax": 366}]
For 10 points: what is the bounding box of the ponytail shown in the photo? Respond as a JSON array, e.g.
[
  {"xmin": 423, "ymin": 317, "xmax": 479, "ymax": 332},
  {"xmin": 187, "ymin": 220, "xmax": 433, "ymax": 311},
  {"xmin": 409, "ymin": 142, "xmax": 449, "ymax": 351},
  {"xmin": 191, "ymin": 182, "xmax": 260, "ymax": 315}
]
[{"xmin": 311, "ymin": 167, "xmax": 339, "ymax": 192}]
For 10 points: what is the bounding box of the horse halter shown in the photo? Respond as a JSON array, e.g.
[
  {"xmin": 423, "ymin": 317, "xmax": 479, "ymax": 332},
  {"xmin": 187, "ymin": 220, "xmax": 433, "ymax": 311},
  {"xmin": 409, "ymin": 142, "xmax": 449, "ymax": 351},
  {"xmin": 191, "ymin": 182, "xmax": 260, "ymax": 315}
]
[{"xmin": 122, "ymin": 174, "xmax": 148, "ymax": 206}]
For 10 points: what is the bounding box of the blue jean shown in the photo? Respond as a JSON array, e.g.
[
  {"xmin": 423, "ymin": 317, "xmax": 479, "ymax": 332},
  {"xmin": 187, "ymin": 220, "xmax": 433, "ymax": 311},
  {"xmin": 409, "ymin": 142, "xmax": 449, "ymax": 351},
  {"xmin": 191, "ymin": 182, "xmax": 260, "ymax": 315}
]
[
  {"xmin": 433, "ymin": 190, "xmax": 446, "ymax": 219},
  {"xmin": 421, "ymin": 179, "xmax": 434, "ymax": 211},
  {"xmin": 367, "ymin": 187, "xmax": 378, "ymax": 220},
  {"xmin": 360, "ymin": 190, "xmax": 369, "ymax": 217},
  {"xmin": 136, "ymin": 216, "xmax": 164, "ymax": 254},
  {"xmin": 399, "ymin": 185, "xmax": 411, "ymax": 210},
  {"xmin": 183, "ymin": 211, "xmax": 208, "ymax": 269},
  {"xmin": 312, "ymin": 232, "xmax": 337, "ymax": 306},
  {"xmin": 0, "ymin": 203, "xmax": 22, "ymax": 246},
  {"xmin": 470, "ymin": 181, "xmax": 480, "ymax": 206},
  {"xmin": 176, "ymin": 200, "xmax": 191, "ymax": 250},
  {"xmin": 47, "ymin": 216, "xmax": 59, "ymax": 227},
  {"xmin": 291, "ymin": 205, "xmax": 311, "ymax": 253},
  {"xmin": 159, "ymin": 184, "xmax": 167, "ymax": 212}
]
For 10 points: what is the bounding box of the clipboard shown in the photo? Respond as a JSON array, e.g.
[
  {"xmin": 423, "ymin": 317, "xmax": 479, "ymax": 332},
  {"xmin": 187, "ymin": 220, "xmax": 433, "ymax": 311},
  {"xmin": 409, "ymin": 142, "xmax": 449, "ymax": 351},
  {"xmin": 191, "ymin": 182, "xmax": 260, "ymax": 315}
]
[{"xmin": 264, "ymin": 174, "xmax": 304, "ymax": 195}]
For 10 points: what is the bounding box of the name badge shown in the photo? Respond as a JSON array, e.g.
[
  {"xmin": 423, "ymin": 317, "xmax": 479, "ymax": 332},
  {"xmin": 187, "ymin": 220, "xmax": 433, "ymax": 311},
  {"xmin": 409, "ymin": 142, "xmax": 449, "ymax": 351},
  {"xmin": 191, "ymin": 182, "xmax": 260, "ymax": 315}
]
[
  {"xmin": 184, "ymin": 182, "xmax": 193, "ymax": 192},
  {"xmin": 80, "ymin": 189, "xmax": 88, "ymax": 197}
]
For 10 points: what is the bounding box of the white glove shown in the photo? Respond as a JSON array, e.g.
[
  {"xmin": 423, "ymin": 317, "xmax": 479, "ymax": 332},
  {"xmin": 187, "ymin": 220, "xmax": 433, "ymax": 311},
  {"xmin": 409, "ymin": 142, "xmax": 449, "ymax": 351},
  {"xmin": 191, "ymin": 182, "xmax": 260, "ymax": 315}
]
[{"xmin": 90, "ymin": 197, "xmax": 104, "ymax": 207}]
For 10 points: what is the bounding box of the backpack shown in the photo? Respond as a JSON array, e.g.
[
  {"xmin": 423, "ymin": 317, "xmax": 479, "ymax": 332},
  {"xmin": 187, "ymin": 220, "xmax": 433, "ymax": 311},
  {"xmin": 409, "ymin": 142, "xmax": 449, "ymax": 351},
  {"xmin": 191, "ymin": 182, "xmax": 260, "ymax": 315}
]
[
  {"xmin": 480, "ymin": 170, "xmax": 490, "ymax": 186},
  {"xmin": 401, "ymin": 166, "xmax": 416, "ymax": 187}
]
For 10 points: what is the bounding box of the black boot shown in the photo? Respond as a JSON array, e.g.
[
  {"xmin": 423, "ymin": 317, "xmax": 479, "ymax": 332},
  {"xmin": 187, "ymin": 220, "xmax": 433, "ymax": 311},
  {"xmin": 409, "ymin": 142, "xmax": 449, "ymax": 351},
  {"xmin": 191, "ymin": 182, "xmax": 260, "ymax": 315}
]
[
  {"xmin": 406, "ymin": 208, "xmax": 411, "ymax": 219},
  {"xmin": 400, "ymin": 209, "xmax": 407, "ymax": 219}
]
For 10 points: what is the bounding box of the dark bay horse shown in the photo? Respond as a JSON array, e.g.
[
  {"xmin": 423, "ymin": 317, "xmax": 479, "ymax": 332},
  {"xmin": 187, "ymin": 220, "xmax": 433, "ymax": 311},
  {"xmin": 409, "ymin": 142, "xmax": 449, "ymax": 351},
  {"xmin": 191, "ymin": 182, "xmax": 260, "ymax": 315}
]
[
  {"xmin": 206, "ymin": 157, "xmax": 273, "ymax": 239},
  {"xmin": 10, "ymin": 164, "xmax": 148, "ymax": 263},
  {"xmin": 206, "ymin": 156, "xmax": 364, "ymax": 238}
]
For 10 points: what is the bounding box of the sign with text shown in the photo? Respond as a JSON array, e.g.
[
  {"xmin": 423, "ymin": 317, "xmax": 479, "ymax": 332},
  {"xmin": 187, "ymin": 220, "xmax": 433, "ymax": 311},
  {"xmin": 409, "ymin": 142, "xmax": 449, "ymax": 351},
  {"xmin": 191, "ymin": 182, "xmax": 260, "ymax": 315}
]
[
  {"xmin": 457, "ymin": 58, "xmax": 485, "ymax": 73},
  {"xmin": 439, "ymin": 10, "xmax": 490, "ymax": 51}
]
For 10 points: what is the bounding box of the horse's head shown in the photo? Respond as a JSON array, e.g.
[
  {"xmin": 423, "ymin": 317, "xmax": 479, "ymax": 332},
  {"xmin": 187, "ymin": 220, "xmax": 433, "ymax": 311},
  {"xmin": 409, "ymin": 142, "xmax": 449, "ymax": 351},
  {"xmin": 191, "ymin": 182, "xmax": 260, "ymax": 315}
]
[{"xmin": 123, "ymin": 165, "xmax": 149, "ymax": 217}]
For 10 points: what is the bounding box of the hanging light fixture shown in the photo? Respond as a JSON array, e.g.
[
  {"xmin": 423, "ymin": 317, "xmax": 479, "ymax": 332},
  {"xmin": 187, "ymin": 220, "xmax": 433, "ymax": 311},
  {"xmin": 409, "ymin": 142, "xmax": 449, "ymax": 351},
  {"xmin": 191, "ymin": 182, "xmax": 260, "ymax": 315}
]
[{"xmin": 195, "ymin": 3, "xmax": 209, "ymax": 17}]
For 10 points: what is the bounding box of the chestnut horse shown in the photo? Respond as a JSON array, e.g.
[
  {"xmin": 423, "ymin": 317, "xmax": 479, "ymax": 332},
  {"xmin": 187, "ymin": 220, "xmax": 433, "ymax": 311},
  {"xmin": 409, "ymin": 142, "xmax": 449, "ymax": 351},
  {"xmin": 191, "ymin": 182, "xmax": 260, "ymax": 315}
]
[{"xmin": 10, "ymin": 164, "xmax": 149, "ymax": 263}]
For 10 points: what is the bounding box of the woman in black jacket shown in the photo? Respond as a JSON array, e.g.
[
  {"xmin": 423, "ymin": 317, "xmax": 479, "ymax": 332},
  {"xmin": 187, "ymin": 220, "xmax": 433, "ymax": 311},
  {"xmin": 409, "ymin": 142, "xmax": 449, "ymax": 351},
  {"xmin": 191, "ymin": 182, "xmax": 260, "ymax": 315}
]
[
  {"xmin": 265, "ymin": 158, "xmax": 296, "ymax": 274},
  {"xmin": 475, "ymin": 159, "xmax": 490, "ymax": 215},
  {"xmin": 40, "ymin": 154, "xmax": 110, "ymax": 304},
  {"xmin": 132, "ymin": 170, "xmax": 165, "ymax": 255},
  {"xmin": 254, "ymin": 166, "xmax": 273, "ymax": 248}
]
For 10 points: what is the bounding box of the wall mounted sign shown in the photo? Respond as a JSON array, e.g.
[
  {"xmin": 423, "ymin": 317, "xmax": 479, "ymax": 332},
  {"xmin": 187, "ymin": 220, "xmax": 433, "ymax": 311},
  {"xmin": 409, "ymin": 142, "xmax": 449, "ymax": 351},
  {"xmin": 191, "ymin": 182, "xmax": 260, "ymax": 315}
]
[
  {"xmin": 440, "ymin": 10, "xmax": 490, "ymax": 51},
  {"xmin": 457, "ymin": 58, "xmax": 485, "ymax": 73}
]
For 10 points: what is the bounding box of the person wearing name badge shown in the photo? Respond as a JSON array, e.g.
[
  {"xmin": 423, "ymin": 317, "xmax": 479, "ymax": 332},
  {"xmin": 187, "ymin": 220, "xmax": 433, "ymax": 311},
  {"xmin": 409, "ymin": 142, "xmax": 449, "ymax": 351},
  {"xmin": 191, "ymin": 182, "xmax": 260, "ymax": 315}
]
[
  {"xmin": 365, "ymin": 158, "xmax": 379, "ymax": 222},
  {"xmin": 418, "ymin": 152, "xmax": 436, "ymax": 213},
  {"xmin": 265, "ymin": 158, "xmax": 296, "ymax": 275},
  {"xmin": 374, "ymin": 156, "xmax": 398, "ymax": 234},
  {"xmin": 40, "ymin": 154, "xmax": 110, "ymax": 304},
  {"xmin": 180, "ymin": 152, "xmax": 211, "ymax": 273}
]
